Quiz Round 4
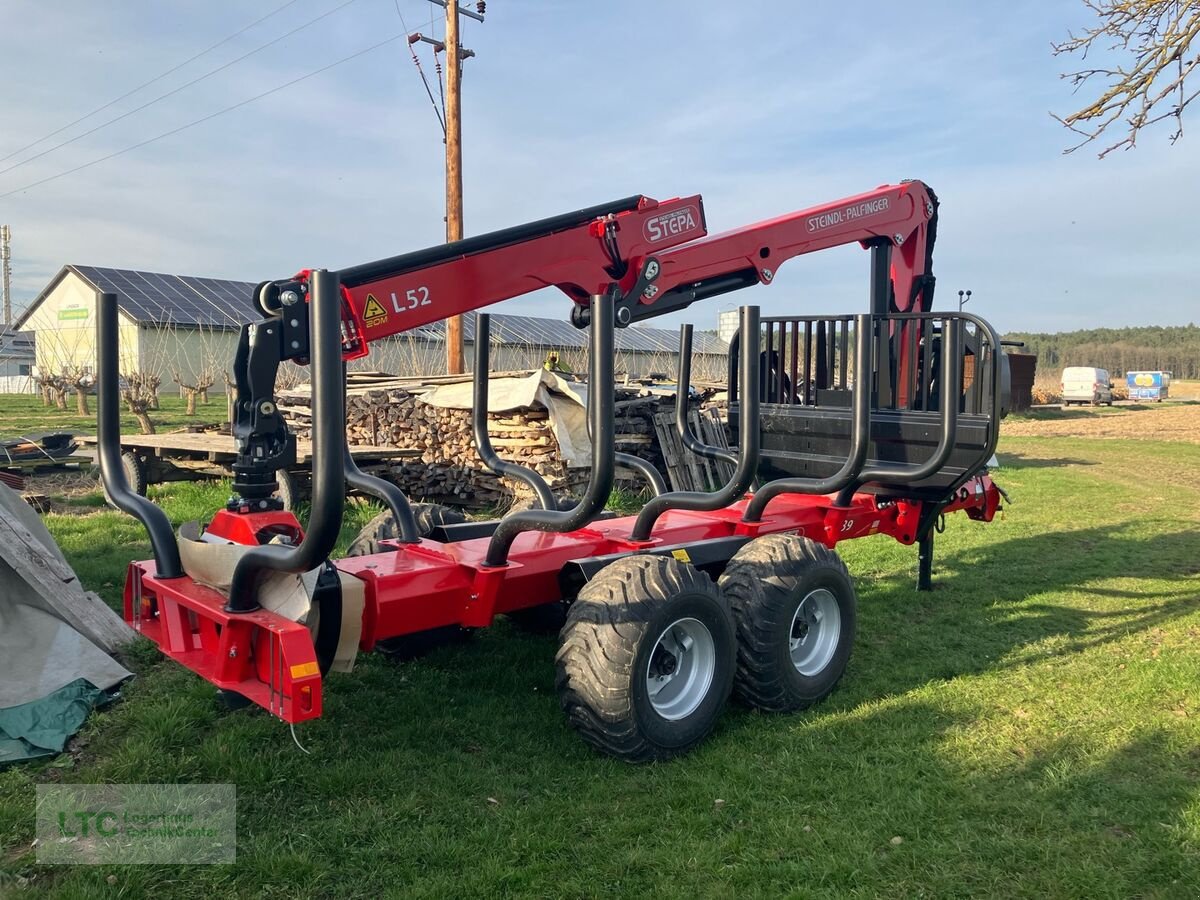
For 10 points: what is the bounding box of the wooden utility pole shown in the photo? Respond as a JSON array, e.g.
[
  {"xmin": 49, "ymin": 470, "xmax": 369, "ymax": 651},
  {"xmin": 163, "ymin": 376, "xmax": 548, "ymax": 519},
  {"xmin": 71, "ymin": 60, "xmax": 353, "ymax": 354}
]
[{"xmin": 444, "ymin": 0, "xmax": 464, "ymax": 373}]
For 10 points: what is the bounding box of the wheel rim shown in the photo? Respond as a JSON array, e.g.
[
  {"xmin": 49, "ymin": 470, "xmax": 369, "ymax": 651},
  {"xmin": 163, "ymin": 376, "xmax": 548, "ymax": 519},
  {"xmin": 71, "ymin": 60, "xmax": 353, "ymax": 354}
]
[
  {"xmin": 645, "ymin": 617, "xmax": 716, "ymax": 721},
  {"xmin": 789, "ymin": 589, "xmax": 841, "ymax": 676}
]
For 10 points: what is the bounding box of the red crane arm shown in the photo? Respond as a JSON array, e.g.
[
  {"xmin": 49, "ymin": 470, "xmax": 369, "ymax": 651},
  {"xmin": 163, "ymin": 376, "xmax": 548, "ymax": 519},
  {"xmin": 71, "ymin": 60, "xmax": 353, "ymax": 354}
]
[
  {"xmin": 635, "ymin": 180, "xmax": 937, "ymax": 318},
  {"xmin": 277, "ymin": 181, "xmax": 935, "ymax": 359},
  {"xmin": 322, "ymin": 194, "xmax": 706, "ymax": 353}
]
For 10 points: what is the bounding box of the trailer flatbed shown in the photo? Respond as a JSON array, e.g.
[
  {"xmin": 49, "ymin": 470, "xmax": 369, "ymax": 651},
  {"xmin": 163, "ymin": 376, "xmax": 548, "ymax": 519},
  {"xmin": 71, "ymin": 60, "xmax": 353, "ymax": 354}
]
[{"xmin": 79, "ymin": 431, "xmax": 419, "ymax": 509}]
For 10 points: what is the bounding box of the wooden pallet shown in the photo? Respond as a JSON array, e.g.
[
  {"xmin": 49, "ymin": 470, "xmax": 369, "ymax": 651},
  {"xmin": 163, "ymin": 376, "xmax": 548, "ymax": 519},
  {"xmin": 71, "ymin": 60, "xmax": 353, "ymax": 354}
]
[
  {"xmin": 78, "ymin": 432, "xmax": 419, "ymax": 464},
  {"xmin": 652, "ymin": 407, "xmax": 735, "ymax": 492}
]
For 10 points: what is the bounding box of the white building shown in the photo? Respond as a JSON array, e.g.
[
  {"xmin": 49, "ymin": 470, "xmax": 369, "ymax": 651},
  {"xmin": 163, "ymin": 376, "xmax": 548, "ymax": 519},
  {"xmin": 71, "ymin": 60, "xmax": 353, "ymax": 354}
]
[
  {"xmin": 0, "ymin": 327, "xmax": 35, "ymax": 393},
  {"xmin": 16, "ymin": 265, "xmax": 731, "ymax": 389},
  {"xmin": 15, "ymin": 266, "xmax": 258, "ymax": 392}
]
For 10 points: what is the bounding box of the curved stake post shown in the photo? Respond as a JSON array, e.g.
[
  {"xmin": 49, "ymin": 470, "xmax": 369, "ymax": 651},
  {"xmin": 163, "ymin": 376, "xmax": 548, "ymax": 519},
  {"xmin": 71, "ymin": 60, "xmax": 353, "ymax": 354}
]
[
  {"xmin": 342, "ymin": 366, "xmax": 420, "ymax": 543},
  {"xmin": 742, "ymin": 313, "xmax": 873, "ymax": 521},
  {"xmin": 95, "ymin": 291, "xmax": 183, "ymax": 579},
  {"xmin": 629, "ymin": 305, "xmax": 760, "ymax": 542},
  {"xmin": 473, "ymin": 314, "xmax": 557, "ymax": 511},
  {"xmin": 676, "ymin": 323, "xmax": 737, "ymax": 470},
  {"xmin": 483, "ymin": 292, "xmax": 616, "ymax": 568},
  {"xmin": 226, "ymin": 269, "xmax": 347, "ymax": 612},
  {"xmin": 834, "ymin": 317, "xmax": 963, "ymax": 506}
]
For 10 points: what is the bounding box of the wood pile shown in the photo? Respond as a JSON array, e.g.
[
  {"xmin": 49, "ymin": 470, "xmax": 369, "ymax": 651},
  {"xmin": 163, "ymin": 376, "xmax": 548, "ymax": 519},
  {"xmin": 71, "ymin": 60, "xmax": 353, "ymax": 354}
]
[{"xmin": 277, "ymin": 372, "xmax": 699, "ymax": 509}]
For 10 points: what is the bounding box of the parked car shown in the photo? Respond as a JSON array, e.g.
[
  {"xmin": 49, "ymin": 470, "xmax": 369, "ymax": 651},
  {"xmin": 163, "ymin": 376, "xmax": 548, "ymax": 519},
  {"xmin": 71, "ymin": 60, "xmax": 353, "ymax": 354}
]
[{"xmin": 1061, "ymin": 366, "xmax": 1114, "ymax": 406}]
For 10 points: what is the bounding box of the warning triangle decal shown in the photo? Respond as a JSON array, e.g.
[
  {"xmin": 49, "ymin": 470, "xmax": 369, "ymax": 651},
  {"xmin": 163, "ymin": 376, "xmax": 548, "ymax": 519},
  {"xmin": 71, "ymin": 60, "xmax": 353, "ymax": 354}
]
[{"xmin": 363, "ymin": 294, "xmax": 387, "ymax": 325}]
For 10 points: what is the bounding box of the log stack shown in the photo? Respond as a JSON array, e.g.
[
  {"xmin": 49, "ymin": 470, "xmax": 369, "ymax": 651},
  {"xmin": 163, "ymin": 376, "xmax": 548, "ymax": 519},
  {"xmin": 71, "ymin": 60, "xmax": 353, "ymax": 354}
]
[{"xmin": 277, "ymin": 372, "xmax": 682, "ymax": 509}]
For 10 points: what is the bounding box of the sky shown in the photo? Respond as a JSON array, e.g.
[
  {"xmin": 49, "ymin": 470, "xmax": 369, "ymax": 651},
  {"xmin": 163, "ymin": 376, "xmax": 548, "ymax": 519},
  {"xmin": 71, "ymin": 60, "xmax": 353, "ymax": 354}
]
[{"xmin": 0, "ymin": 0, "xmax": 1195, "ymax": 337}]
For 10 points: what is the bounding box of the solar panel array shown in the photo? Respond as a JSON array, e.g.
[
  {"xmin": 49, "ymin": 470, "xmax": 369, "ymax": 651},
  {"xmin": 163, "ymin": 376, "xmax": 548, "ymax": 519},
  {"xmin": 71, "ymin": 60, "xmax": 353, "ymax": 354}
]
[
  {"xmin": 417, "ymin": 312, "xmax": 729, "ymax": 355},
  {"xmin": 69, "ymin": 265, "xmax": 730, "ymax": 354},
  {"xmin": 72, "ymin": 266, "xmax": 259, "ymax": 329}
]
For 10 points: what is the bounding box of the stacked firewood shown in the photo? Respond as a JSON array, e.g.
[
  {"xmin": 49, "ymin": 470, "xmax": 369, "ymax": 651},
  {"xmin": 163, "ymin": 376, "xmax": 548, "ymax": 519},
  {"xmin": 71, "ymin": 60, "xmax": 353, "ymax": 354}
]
[{"xmin": 276, "ymin": 372, "xmax": 679, "ymax": 509}]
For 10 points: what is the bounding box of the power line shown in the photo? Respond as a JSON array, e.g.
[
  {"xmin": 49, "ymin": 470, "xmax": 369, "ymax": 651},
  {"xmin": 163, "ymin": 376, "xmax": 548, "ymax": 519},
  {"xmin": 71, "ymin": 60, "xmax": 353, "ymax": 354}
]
[
  {"xmin": 0, "ymin": 32, "xmax": 404, "ymax": 200},
  {"xmin": 392, "ymin": 0, "xmax": 445, "ymax": 132},
  {"xmin": 0, "ymin": 0, "xmax": 360, "ymax": 180},
  {"xmin": 0, "ymin": 0, "xmax": 304, "ymax": 165}
]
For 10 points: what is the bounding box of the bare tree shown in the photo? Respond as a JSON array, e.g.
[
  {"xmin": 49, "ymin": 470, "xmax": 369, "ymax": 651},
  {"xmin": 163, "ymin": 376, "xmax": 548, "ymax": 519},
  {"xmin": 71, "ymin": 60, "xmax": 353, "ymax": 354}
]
[
  {"xmin": 117, "ymin": 322, "xmax": 172, "ymax": 435},
  {"xmin": 49, "ymin": 374, "xmax": 69, "ymax": 410},
  {"xmin": 33, "ymin": 372, "xmax": 55, "ymax": 406},
  {"xmin": 171, "ymin": 326, "xmax": 220, "ymax": 417},
  {"xmin": 121, "ymin": 372, "xmax": 157, "ymax": 434},
  {"xmin": 35, "ymin": 322, "xmax": 88, "ymax": 412},
  {"xmin": 145, "ymin": 372, "xmax": 161, "ymax": 410},
  {"xmin": 1054, "ymin": 1, "xmax": 1200, "ymax": 156},
  {"xmin": 223, "ymin": 370, "xmax": 238, "ymax": 426},
  {"xmin": 63, "ymin": 365, "xmax": 94, "ymax": 416}
]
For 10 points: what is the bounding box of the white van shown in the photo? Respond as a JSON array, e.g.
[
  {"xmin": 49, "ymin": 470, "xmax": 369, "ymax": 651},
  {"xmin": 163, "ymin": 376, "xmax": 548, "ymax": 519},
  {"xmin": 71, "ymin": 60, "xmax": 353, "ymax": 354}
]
[{"xmin": 1061, "ymin": 366, "xmax": 1114, "ymax": 406}]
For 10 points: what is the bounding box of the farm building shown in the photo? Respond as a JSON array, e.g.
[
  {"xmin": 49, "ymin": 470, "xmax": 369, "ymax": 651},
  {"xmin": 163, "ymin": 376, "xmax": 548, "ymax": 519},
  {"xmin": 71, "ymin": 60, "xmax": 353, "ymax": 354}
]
[
  {"xmin": 0, "ymin": 327, "xmax": 35, "ymax": 393},
  {"xmin": 16, "ymin": 265, "xmax": 729, "ymax": 389},
  {"xmin": 415, "ymin": 313, "xmax": 729, "ymax": 382},
  {"xmin": 15, "ymin": 266, "xmax": 257, "ymax": 392}
]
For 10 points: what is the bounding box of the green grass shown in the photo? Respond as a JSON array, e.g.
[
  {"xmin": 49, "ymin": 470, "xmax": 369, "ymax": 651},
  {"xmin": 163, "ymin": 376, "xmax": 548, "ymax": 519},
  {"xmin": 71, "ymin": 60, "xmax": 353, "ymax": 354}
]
[
  {"xmin": 0, "ymin": 393, "xmax": 222, "ymax": 440},
  {"xmin": 1, "ymin": 434, "xmax": 1199, "ymax": 897}
]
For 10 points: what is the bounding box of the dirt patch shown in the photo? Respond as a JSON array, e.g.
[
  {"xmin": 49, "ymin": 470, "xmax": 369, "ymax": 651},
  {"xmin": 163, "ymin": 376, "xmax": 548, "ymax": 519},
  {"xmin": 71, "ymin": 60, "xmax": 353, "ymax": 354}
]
[
  {"xmin": 21, "ymin": 469, "xmax": 109, "ymax": 515},
  {"xmin": 1003, "ymin": 403, "xmax": 1200, "ymax": 443}
]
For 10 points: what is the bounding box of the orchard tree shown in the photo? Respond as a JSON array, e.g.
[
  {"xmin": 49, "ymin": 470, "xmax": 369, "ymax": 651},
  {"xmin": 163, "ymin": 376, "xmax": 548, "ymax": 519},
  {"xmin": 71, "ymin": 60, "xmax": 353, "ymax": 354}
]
[{"xmin": 1054, "ymin": 0, "xmax": 1200, "ymax": 156}]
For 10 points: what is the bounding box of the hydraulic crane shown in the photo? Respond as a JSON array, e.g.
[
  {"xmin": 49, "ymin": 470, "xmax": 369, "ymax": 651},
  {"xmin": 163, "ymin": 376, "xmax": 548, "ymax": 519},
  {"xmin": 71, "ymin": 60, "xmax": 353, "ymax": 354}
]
[{"xmin": 99, "ymin": 180, "xmax": 1005, "ymax": 761}]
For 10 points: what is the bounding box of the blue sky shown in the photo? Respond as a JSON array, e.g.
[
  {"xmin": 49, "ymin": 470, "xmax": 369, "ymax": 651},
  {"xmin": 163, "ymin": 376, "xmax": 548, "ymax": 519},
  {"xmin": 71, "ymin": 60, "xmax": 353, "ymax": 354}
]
[{"xmin": 0, "ymin": 0, "xmax": 1195, "ymax": 335}]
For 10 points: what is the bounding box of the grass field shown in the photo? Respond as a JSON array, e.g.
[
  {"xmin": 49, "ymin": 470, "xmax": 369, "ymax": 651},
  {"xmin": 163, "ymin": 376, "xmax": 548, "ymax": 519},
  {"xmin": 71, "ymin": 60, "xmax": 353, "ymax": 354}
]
[
  {"xmin": 1, "ymin": 407, "xmax": 1199, "ymax": 897},
  {"xmin": 0, "ymin": 394, "xmax": 222, "ymax": 440}
]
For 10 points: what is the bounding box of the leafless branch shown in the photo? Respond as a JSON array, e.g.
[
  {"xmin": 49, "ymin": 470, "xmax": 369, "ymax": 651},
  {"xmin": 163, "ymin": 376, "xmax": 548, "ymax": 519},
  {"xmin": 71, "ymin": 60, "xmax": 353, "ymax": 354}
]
[{"xmin": 1053, "ymin": 0, "xmax": 1200, "ymax": 156}]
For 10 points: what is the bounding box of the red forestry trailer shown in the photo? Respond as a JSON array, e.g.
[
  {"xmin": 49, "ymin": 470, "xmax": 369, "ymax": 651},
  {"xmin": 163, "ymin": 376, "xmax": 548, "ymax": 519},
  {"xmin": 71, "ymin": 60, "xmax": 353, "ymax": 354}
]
[{"xmin": 98, "ymin": 181, "xmax": 1007, "ymax": 761}]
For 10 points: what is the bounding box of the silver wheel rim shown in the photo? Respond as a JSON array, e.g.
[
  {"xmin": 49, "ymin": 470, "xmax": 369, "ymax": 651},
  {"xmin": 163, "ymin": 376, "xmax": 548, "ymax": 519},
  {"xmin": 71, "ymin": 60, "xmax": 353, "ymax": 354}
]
[
  {"xmin": 789, "ymin": 589, "xmax": 841, "ymax": 676},
  {"xmin": 645, "ymin": 617, "xmax": 716, "ymax": 721}
]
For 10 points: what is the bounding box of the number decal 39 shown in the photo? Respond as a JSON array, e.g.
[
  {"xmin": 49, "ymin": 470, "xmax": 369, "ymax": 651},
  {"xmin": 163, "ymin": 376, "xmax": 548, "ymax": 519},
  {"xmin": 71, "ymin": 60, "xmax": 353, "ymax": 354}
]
[{"xmin": 390, "ymin": 286, "xmax": 431, "ymax": 313}]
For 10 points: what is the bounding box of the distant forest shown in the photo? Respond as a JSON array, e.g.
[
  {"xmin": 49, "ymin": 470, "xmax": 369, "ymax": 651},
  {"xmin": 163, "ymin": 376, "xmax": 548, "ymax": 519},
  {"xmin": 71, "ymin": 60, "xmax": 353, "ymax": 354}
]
[{"xmin": 1002, "ymin": 324, "xmax": 1200, "ymax": 380}]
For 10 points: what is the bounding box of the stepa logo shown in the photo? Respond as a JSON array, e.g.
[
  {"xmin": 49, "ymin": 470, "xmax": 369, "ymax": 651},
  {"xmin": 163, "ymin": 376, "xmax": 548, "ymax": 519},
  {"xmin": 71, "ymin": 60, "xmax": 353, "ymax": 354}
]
[{"xmin": 643, "ymin": 205, "xmax": 701, "ymax": 244}]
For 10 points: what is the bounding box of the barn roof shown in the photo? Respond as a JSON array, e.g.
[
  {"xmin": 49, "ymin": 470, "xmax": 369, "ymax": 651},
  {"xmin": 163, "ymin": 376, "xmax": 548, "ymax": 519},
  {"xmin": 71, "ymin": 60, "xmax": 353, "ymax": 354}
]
[
  {"xmin": 17, "ymin": 265, "xmax": 729, "ymax": 354},
  {"xmin": 416, "ymin": 312, "xmax": 729, "ymax": 355},
  {"xmin": 0, "ymin": 328, "xmax": 34, "ymax": 360},
  {"xmin": 70, "ymin": 266, "xmax": 259, "ymax": 329},
  {"xmin": 13, "ymin": 266, "xmax": 259, "ymax": 331}
]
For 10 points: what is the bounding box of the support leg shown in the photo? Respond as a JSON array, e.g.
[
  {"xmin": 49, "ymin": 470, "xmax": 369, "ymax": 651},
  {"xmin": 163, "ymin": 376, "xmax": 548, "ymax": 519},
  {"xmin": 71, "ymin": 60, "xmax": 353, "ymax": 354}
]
[{"xmin": 917, "ymin": 531, "xmax": 934, "ymax": 592}]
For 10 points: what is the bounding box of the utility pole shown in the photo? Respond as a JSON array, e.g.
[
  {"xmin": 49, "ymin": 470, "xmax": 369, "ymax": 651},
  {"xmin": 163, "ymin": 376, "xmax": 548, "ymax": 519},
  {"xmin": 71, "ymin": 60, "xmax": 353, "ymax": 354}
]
[
  {"xmin": 1, "ymin": 225, "xmax": 11, "ymax": 328},
  {"xmin": 444, "ymin": 0, "xmax": 464, "ymax": 373},
  {"xmin": 424, "ymin": 0, "xmax": 484, "ymax": 374}
]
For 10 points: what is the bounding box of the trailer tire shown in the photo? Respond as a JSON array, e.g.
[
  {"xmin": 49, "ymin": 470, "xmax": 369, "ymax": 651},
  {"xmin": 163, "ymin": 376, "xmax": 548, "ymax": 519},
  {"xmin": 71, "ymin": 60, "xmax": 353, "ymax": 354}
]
[
  {"xmin": 345, "ymin": 503, "xmax": 467, "ymax": 555},
  {"xmin": 555, "ymin": 555, "xmax": 735, "ymax": 762},
  {"xmin": 274, "ymin": 468, "xmax": 306, "ymax": 512},
  {"xmin": 506, "ymin": 601, "xmax": 568, "ymax": 634},
  {"xmin": 719, "ymin": 534, "xmax": 856, "ymax": 713},
  {"xmin": 102, "ymin": 451, "xmax": 147, "ymax": 508}
]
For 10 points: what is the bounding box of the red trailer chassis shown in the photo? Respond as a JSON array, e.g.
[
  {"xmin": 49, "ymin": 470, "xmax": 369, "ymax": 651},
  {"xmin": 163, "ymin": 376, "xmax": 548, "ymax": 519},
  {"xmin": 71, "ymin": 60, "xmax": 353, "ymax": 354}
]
[
  {"xmin": 100, "ymin": 179, "xmax": 1004, "ymax": 751},
  {"xmin": 124, "ymin": 480, "xmax": 998, "ymax": 723}
]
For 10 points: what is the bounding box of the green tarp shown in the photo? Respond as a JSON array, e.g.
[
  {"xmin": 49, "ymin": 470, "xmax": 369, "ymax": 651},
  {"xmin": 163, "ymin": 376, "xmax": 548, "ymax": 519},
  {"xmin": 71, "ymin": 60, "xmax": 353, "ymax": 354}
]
[{"xmin": 0, "ymin": 678, "xmax": 114, "ymax": 766}]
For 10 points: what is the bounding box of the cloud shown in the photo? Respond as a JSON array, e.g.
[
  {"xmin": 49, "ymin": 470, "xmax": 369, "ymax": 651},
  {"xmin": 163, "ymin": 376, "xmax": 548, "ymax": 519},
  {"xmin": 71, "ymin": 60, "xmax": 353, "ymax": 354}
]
[{"xmin": 0, "ymin": 0, "xmax": 1194, "ymax": 340}]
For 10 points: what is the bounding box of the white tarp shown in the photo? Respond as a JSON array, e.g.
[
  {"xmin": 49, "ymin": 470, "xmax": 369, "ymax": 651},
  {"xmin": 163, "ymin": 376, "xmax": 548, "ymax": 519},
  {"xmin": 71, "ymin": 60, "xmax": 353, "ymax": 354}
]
[
  {"xmin": 178, "ymin": 522, "xmax": 364, "ymax": 674},
  {"xmin": 0, "ymin": 486, "xmax": 131, "ymax": 709},
  {"xmin": 418, "ymin": 369, "xmax": 592, "ymax": 467}
]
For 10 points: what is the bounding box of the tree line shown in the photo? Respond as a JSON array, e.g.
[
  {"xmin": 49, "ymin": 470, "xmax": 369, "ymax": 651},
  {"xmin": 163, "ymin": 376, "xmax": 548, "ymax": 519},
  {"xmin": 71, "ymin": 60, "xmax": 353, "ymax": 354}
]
[{"xmin": 1003, "ymin": 324, "xmax": 1200, "ymax": 380}]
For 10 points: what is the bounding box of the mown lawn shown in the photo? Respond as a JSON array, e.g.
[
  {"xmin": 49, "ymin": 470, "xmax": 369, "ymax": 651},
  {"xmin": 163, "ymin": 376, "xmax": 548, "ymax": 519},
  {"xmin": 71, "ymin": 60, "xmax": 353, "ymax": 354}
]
[
  {"xmin": 0, "ymin": 394, "xmax": 222, "ymax": 440},
  {"xmin": 1, "ymin": 429, "xmax": 1198, "ymax": 898}
]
